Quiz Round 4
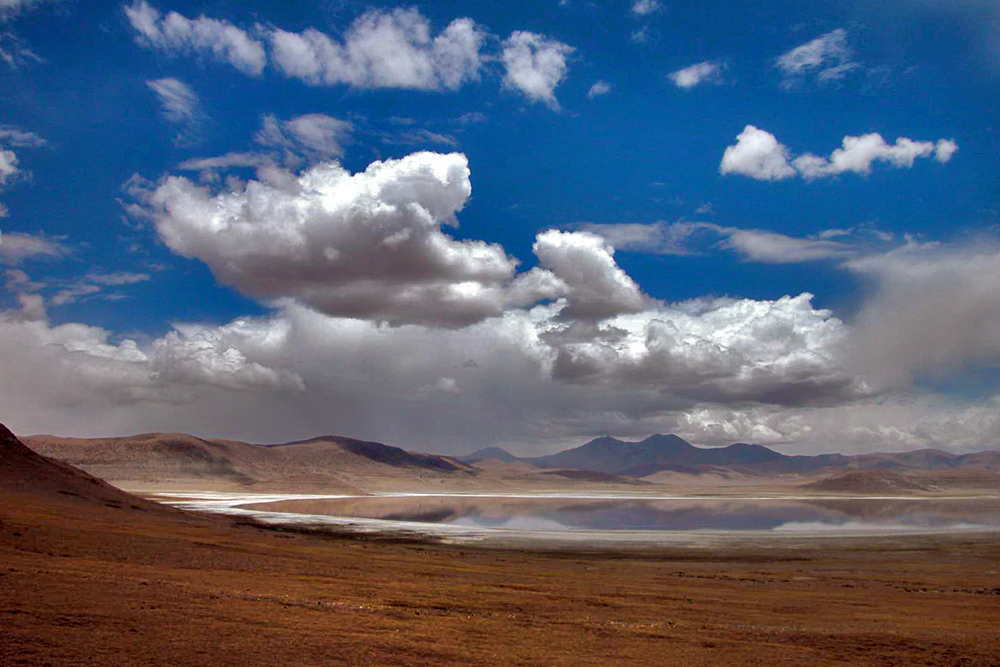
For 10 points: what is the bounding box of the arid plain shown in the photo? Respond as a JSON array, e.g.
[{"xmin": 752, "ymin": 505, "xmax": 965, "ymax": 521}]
[{"xmin": 3, "ymin": 424, "xmax": 1000, "ymax": 666}]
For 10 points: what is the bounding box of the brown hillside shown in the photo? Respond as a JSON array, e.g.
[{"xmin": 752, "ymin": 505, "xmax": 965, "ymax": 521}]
[
  {"xmin": 0, "ymin": 423, "xmax": 177, "ymax": 514},
  {"xmin": 803, "ymin": 469, "xmax": 936, "ymax": 494},
  {"xmin": 22, "ymin": 433, "xmax": 476, "ymax": 494}
]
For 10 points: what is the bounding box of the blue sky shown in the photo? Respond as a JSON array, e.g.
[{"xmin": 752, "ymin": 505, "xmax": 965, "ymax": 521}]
[{"xmin": 0, "ymin": 0, "xmax": 997, "ymax": 454}]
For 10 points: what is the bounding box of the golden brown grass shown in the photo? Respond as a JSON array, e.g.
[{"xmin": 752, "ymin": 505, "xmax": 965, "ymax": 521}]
[{"xmin": 2, "ymin": 487, "xmax": 999, "ymax": 666}]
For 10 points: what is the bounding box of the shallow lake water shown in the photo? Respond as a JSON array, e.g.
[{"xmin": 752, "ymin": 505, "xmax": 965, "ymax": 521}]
[{"xmin": 156, "ymin": 492, "xmax": 1000, "ymax": 538}]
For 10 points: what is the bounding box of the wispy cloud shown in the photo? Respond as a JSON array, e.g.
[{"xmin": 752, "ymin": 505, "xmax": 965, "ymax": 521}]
[
  {"xmin": 776, "ymin": 28, "xmax": 859, "ymax": 87},
  {"xmin": 0, "ymin": 231, "xmax": 71, "ymax": 264},
  {"xmin": 630, "ymin": 0, "xmax": 663, "ymax": 17},
  {"xmin": 255, "ymin": 113, "xmax": 353, "ymax": 160},
  {"xmin": 147, "ymin": 77, "xmax": 205, "ymax": 147},
  {"xmin": 125, "ymin": 0, "xmax": 266, "ymax": 76},
  {"xmin": 587, "ymin": 80, "xmax": 612, "ymax": 98},
  {"xmin": 668, "ymin": 60, "xmax": 725, "ymax": 89},
  {"xmin": 50, "ymin": 271, "xmax": 151, "ymax": 306}
]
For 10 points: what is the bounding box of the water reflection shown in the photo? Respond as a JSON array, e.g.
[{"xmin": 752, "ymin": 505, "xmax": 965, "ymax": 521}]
[{"xmin": 242, "ymin": 496, "xmax": 1000, "ymax": 532}]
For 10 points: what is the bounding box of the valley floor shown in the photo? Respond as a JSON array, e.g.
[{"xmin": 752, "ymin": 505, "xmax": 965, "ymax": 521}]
[{"xmin": 2, "ymin": 488, "xmax": 1000, "ymax": 666}]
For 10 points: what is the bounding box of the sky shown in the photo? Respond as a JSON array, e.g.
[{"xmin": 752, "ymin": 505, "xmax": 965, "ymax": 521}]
[{"xmin": 0, "ymin": 0, "xmax": 998, "ymax": 455}]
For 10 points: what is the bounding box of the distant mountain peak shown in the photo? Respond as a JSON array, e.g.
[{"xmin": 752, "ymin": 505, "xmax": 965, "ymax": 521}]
[{"xmin": 457, "ymin": 446, "xmax": 517, "ymax": 464}]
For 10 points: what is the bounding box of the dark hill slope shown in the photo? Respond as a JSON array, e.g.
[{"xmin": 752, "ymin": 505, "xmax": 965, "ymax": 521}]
[
  {"xmin": 0, "ymin": 423, "xmax": 175, "ymax": 513},
  {"xmin": 272, "ymin": 435, "xmax": 474, "ymax": 473}
]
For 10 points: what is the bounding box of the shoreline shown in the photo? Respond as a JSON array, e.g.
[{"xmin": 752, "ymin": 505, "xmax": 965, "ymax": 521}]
[{"xmin": 144, "ymin": 490, "xmax": 1000, "ymax": 550}]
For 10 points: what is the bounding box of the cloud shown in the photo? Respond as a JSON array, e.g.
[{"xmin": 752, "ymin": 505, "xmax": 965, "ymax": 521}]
[
  {"xmin": 668, "ymin": 60, "xmax": 725, "ymax": 88},
  {"xmin": 268, "ymin": 8, "xmax": 484, "ymax": 91},
  {"xmin": 843, "ymin": 240, "xmax": 1000, "ymax": 388},
  {"xmin": 0, "ymin": 126, "xmax": 46, "ymax": 147},
  {"xmin": 124, "ymin": 0, "xmax": 266, "ymax": 76},
  {"xmin": 0, "ymin": 30, "xmax": 44, "ymax": 69},
  {"xmin": 0, "ymin": 307, "xmax": 302, "ymax": 419},
  {"xmin": 176, "ymin": 152, "xmax": 268, "ymax": 172},
  {"xmin": 147, "ymin": 77, "xmax": 204, "ymax": 147},
  {"xmin": 579, "ymin": 221, "xmax": 876, "ymax": 264},
  {"xmin": 533, "ymin": 230, "xmax": 646, "ymax": 320},
  {"xmin": 0, "ymin": 148, "xmax": 18, "ymax": 187},
  {"xmin": 935, "ymin": 139, "xmax": 959, "ymax": 163},
  {"xmin": 150, "ymin": 318, "xmax": 304, "ymax": 391},
  {"xmin": 131, "ymin": 151, "xmax": 566, "ymax": 327},
  {"xmin": 719, "ymin": 125, "xmax": 796, "ymax": 181},
  {"xmin": 0, "ymin": 127, "xmax": 47, "ymax": 215},
  {"xmin": 457, "ymin": 111, "xmax": 487, "ymax": 124},
  {"xmin": 255, "ymin": 113, "xmax": 353, "ymax": 160},
  {"xmin": 630, "ymin": 0, "xmax": 663, "ymax": 17},
  {"xmin": 678, "ymin": 394, "xmax": 1000, "ymax": 452},
  {"xmin": 0, "ymin": 231, "xmax": 71, "ymax": 264},
  {"xmin": 776, "ymin": 28, "xmax": 859, "ymax": 86},
  {"xmin": 5, "ymin": 288, "xmax": 993, "ymax": 454},
  {"xmin": 0, "ymin": 288, "xmax": 864, "ymax": 452},
  {"xmin": 577, "ymin": 221, "xmax": 708, "ymax": 256},
  {"xmin": 175, "ymin": 114, "xmax": 354, "ymax": 176},
  {"xmin": 501, "ymin": 31, "xmax": 574, "ymax": 110},
  {"xmin": 718, "ymin": 227, "xmax": 858, "ymax": 264},
  {"xmin": 630, "ymin": 26, "xmax": 652, "ymax": 44},
  {"xmin": 539, "ymin": 293, "xmax": 860, "ymax": 408},
  {"xmin": 0, "ymin": 0, "xmax": 57, "ymax": 22},
  {"xmin": 1, "ymin": 229, "xmax": 995, "ymax": 456},
  {"xmin": 721, "ymin": 125, "xmax": 958, "ymax": 181},
  {"xmin": 587, "ymin": 80, "xmax": 611, "ymax": 98},
  {"xmin": 793, "ymin": 135, "xmax": 959, "ymax": 179},
  {"xmin": 379, "ymin": 128, "xmax": 458, "ymax": 148},
  {"xmin": 123, "ymin": 4, "xmax": 577, "ymax": 105},
  {"xmin": 572, "ymin": 224, "xmax": 1000, "ymax": 390},
  {"xmin": 49, "ymin": 271, "xmax": 151, "ymax": 306}
]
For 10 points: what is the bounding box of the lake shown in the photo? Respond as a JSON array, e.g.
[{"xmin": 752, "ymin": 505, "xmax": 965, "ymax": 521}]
[{"xmin": 154, "ymin": 492, "xmax": 1000, "ymax": 541}]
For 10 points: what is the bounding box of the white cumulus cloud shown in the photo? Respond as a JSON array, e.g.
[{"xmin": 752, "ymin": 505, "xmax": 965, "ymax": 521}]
[
  {"xmin": 719, "ymin": 125, "xmax": 796, "ymax": 181},
  {"xmin": 533, "ymin": 230, "xmax": 646, "ymax": 320},
  {"xmin": 721, "ymin": 125, "xmax": 958, "ymax": 181},
  {"xmin": 501, "ymin": 31, "xmax": 574, "ymax": 110},
  {"xmin": 268, "ymin": 8, "xmax": 484, "ymax": 91},
  {"xmin": 132, "ymin": 152, "xmax": 564, "ymax": 327}
]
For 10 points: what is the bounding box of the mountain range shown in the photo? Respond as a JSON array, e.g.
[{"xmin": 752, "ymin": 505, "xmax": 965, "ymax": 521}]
[
  {"xmin": 460, "ymin": 433, "xmax": 1000, "ymax": 478},
  {"xmin": 21, "ymin": 430, "xmax": 1000, "ymax": 494}
]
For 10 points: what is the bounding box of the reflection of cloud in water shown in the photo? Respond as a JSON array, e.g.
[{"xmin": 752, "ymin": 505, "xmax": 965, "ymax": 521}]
[{"xmin": 452, "ymin": 515, "xmax": 572, "ymax": 532}]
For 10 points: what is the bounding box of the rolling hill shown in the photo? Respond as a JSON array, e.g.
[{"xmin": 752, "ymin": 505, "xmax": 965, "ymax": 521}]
[
  {"xmin": 23, "ymin": 432, "xmax": 476, "ymax": 493},
  {"xmin": 22, "ymin": 428, "xmax": 1000, "ymax": 494},
  {"xmin": 802, "ymin": 470, "xmax": 936, "ymax": 494}
]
